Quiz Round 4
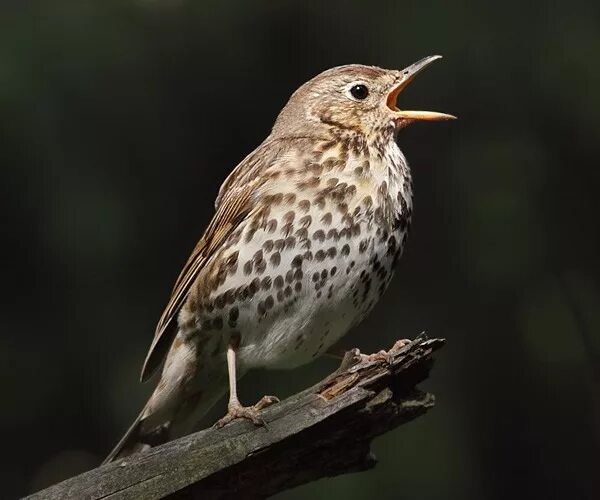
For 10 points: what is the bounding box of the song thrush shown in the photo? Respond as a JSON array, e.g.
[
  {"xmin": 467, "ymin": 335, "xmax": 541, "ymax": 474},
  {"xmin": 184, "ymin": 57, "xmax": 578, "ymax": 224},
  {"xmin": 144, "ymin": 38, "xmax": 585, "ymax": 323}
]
[{"xmin": 104, "ymin": 55, "xmax": 454, "ymax": 463}]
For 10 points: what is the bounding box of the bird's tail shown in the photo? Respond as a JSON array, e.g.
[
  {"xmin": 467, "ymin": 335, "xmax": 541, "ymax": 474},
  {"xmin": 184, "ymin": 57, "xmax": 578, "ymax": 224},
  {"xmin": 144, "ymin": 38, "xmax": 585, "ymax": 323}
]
[
  {"xmin": 102, "ymin": 405, "xmax": 153, "ymax": 465},
  {"xmin": 102, "ymin": 376, "xmax": 229, "ymax": 465},
  {"xmin": 103, "ymin": 332, "xmax": 232, "ymax": 465}
]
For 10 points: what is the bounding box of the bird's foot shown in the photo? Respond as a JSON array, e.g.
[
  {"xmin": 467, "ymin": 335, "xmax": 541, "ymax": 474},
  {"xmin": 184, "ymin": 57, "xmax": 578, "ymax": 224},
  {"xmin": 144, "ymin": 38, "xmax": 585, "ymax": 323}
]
[
  {"xmin": 214, "ymin": 395, "xmax": 279, "ymax": 429},
  {"xmin": 357, "ymin": 339, "xmax": 413, "ymax": 365}
]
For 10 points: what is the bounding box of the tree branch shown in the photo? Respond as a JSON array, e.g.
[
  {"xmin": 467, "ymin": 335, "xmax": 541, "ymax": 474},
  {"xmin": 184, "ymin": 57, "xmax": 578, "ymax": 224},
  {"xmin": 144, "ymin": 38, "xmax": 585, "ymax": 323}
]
[{"xmin": 27, "ymin": 333, "xmax": 444, "ymax": 500}]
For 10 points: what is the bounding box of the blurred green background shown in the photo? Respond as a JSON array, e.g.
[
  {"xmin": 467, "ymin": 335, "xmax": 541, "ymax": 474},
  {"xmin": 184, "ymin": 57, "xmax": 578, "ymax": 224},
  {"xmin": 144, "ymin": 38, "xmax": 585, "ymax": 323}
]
[{"xmin": 1, "ymin": 0, "xmax": 599, "ymax": 498}]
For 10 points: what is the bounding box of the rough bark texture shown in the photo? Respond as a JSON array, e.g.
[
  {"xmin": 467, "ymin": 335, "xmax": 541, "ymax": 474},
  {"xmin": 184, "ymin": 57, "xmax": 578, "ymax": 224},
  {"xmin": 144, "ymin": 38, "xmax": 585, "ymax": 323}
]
[{"xmin": 26, "ymin": 333, "xmax": 444, "ymax": 500}]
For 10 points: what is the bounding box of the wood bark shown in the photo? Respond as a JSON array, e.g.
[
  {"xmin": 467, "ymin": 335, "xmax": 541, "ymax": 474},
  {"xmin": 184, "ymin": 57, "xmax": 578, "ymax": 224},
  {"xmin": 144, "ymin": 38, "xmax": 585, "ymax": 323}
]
[{"xmin": 26, "ymin": 333, "xmax": 444, "ymax": 500}]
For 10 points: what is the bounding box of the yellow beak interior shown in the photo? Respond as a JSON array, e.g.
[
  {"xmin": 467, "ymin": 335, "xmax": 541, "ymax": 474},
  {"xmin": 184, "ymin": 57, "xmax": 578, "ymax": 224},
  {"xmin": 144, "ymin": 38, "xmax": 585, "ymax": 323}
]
[{"xmin": 386, "ymin": 55, "xmax": 456, "ymax": 122}]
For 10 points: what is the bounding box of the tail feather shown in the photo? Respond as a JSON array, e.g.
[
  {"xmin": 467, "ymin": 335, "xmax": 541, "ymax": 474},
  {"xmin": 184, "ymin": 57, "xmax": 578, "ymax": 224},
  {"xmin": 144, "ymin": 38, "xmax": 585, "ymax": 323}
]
[
  {"xmin": 103, "ymin": 381, "xmax": 229, "ymax": 465},
  {"xmin": 102, "ymin": 407, "xmax": 150, "ymax": 465},
  {"xmin": 103, "ymin": 335, "xmax": 231, "ymax": 464}
]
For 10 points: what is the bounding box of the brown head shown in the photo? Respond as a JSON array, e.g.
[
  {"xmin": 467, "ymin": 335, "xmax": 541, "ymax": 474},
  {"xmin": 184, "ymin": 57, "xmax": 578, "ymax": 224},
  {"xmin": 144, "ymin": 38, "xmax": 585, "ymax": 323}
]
[{"xmin": 271, "ymin": 55, "xmax": 455, "ymax": 139}]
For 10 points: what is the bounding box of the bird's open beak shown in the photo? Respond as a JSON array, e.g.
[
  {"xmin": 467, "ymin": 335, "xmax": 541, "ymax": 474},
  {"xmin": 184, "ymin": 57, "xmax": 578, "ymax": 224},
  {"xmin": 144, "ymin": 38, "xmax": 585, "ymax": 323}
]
[{"xmin": 387, "ymin": 55, "xmax": 456, "ymax": 122}]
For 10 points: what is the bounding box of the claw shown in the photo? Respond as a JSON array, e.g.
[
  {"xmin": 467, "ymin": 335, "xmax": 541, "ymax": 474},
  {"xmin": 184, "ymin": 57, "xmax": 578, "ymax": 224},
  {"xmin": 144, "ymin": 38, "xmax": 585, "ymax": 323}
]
[
  {"xmin": 254, "ymin": 395, "xmax": 280, "ymax": 410},
  {"xmin": 214, "ymin": 395, "xmax": 279, "ymax": 429},
  {"xmin": 358, "ymin": 339, "xmax": 412, "ymax": 365},
  {"xmin": 361, "ymin": 349, "xmax": 394, "ymax": 365},
  {"xmin": 390, "ymin": 338, "xmax": 412, "ymax": 352}
]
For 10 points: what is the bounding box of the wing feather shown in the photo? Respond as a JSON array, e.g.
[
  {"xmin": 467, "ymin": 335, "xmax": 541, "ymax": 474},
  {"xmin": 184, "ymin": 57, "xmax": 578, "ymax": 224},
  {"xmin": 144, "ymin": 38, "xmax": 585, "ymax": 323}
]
[{"xmin": 139, "ymin": 140, "xmax": 281, "ymax": 382}]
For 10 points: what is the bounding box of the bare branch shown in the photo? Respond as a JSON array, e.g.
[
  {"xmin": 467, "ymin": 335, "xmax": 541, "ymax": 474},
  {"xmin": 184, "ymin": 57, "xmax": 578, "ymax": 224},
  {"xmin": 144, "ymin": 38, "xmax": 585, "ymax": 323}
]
[{"xmin": 26, "ymin": 333, "xmax": 444, "ymax": 500}]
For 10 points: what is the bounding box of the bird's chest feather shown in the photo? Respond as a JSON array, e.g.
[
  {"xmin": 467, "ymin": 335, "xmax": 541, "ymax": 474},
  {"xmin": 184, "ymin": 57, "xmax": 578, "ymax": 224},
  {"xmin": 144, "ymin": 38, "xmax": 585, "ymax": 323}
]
[
  {"xmin": 182, "ymin": 138, "xmax": 413, "ymax": 370},
  {"xmin": 253, "ymin": 141, "xmax": 412, "ymax": 367}
]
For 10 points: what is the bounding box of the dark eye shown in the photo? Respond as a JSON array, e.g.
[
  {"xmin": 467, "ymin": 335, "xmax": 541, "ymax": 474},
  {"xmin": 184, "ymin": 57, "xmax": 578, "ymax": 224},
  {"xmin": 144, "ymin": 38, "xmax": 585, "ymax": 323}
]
[{"xmin": 350, "ymin": 84, "xmax": 369, "ymax": 100}]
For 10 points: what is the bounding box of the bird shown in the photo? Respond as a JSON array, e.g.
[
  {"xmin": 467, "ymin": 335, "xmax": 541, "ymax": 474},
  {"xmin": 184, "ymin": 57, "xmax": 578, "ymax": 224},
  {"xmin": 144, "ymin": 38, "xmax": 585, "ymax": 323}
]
[{"xmin": 103, "ymin": 55, "xmax": 454, "ymax": 463}]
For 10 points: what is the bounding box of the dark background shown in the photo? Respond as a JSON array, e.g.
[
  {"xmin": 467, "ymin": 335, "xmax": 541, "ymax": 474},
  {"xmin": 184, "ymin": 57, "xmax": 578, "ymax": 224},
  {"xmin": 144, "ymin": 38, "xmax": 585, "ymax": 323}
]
[{"xmin": 1, "ymin": 1, "xmax": 599, "ymax": 498}]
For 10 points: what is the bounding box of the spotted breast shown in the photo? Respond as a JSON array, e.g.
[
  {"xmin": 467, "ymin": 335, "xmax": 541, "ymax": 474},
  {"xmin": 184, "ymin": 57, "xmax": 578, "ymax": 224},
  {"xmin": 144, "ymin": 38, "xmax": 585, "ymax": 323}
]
[{"xmin": 179, "ymin": 126, "xmax": 412, "ymax": 372}]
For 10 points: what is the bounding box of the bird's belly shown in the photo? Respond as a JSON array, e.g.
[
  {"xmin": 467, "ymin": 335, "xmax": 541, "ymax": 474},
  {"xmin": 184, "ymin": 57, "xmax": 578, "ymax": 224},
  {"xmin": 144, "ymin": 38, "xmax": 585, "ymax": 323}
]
[{"xmin": 235, "ymin": 222, "xmax": 402, "ymax": 370}]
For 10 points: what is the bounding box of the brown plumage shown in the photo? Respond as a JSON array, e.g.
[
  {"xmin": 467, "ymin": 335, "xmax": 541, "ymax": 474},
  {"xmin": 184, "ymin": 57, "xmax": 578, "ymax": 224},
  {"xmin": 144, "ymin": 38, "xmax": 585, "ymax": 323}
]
[{"xmin": 104, "ymin": 56, "xmax": 454, "ymax": 463}]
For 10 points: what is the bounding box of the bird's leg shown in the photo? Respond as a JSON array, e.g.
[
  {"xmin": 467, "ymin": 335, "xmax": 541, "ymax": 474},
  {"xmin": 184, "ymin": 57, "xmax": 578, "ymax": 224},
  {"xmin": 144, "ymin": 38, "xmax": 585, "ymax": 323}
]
[{"xmin": 214, "ymin": 341, "xmax": 279, "ymax": 429}]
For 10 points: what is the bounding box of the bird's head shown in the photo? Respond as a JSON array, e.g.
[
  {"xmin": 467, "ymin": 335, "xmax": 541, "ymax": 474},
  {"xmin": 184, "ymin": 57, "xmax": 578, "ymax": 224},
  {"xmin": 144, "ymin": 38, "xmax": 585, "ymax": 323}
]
[{"xmin": 272, "ymin": 56, "xmax": 455, "ymax": 139}]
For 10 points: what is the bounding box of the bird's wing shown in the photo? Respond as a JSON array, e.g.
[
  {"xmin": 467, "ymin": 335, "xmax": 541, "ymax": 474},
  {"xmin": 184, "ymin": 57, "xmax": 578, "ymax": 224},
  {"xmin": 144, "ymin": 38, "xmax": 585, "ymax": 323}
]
[{"xmin": 140, "ymin": 139, "xmax": 282, "ymax": 382}]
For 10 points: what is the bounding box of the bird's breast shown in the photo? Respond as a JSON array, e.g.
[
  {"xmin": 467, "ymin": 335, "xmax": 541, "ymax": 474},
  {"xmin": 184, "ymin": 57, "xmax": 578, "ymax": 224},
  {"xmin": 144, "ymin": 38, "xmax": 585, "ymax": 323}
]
[{"xmin": 181, "ymin": 135, "xmax": 413, "ymax": 369}]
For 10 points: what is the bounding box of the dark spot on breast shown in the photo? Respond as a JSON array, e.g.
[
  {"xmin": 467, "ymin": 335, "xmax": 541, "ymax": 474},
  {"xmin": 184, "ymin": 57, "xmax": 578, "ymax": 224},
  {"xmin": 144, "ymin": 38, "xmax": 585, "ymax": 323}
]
[
  {"xmin": 283, "ymin": 210, "xmax": 295, "ymax": 225},
  {"xmin": 321, "ymin": 213, "xmax": 333, "ymax": 225},
  {"xmin": 215, "ymin": 294, "xmax": 226, "ymax": 309},
  {"xmin": 387, "ymin": 235, "xmax": 397, "ymax": 255},
  {"xmin": 266, "ymin": 219, "xmax": 277, "ymax": 233},
  {"xmin": 327, "ymin": 228, "xmax": 339, "ymax": 241},
  {"xmin": 249, "ymin": 278, "xmax": 260, "ymax": 296},
  {"xmin": 265, "ymin": 295, "xmax": 274, "ymax": 309},
  {"xmin": 255, "ymin": 260, "xmax": 266, "ymax": 274},
  {"xmin": 224, "ymin": 289, "xmax": 235, "ymax": 304},
  {"xmin": 313, "ymin": 230, "xmax": 325, "ymax": 242},
  {"xmin": 245, "ymin": 228, "xmax": 256, "ymax": 243},
  {"xmin": 263, "ymin": 240, "xmax": 274, "ymax": 252},
  {"xmin": 270, "ymin": 252, "xmax": 281, "ymax": 267},
  {"xmin": 261, "ymin": 276, "xmax": 272, "ymax": 290},
  {"xmin": 296, "ymin": 227, "xmax": 308, "ymax": 240},
  {"xmin": 298, "ymin": 199, "xmax": 311, "ymax": 212},
  {"xmin": 274, "ymin": 275, "xmax": 284, "ymax": 289},
  {"xmin": 274, "ymin": 239, "xmax": 285, "ymax": 251},
  {"xmin": 299, "ymin": 215, "xmax": 312, "ymax": 227}
]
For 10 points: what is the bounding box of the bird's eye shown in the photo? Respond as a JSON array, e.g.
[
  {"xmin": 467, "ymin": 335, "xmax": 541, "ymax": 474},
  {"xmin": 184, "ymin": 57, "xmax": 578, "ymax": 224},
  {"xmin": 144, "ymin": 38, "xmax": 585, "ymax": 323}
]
[{"xmin": 349, "ymin": 84, "xmax": 369, "ymax": 100}]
